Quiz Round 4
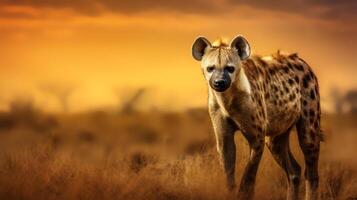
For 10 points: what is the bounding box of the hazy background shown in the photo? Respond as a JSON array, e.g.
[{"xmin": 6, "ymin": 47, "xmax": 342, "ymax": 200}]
[{"xmin": 0, "ymin": 0, "xmax": 356, "ymax": 112}]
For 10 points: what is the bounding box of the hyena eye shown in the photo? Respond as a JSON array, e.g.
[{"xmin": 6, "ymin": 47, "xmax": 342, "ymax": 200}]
[
  {"xmin": 207, "ymin": 66, "xmax": 215, "ymax": 73},
  {"xmin": 225, "ymin": 66, "xmax": 235, "ymax": 73}
]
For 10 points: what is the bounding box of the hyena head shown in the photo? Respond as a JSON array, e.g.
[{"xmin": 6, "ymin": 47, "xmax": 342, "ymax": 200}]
[{"xmin": 192, "ymin": 35, "xmax": 251, "ymax": 92}]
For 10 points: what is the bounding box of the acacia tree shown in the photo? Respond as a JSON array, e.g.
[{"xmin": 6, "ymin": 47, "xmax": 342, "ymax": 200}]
[
  {"xmin": 39, "ymin": 83, "xmax": 74, "ymax": 113},
  {"xmin": 344, "ymin": 90, "xmax": 357, "ymax": 114},
  {"xmin": 330, "ymin": 88, "xmax": 343, "ymax": 114},
  {"xmin": 114, "ymin": 87, "xmax": 147, "ymax": 114}
]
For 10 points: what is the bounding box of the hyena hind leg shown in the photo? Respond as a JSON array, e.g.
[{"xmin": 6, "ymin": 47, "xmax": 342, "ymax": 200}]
[{"xmin": 296, "ymin": 114, "xmax": 321, "ymax": 200}]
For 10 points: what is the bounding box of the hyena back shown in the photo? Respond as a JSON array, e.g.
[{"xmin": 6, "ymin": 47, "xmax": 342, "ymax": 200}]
[{"xmin": 192, "ymin": 36, "xmax": 322, "ymax": 200}]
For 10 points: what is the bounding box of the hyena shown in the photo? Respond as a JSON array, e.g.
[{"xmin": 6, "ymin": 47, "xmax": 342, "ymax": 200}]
[{"xmin": 192, "ymin": 35, "xmax": 322, "ymax": 200}]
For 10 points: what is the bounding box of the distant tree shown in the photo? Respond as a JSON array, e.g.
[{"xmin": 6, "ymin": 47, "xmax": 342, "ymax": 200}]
[
  {"xmin": 9, "ymin": 96, "xmax": 35, "ymax": 115},
  {"xmin": 39, "ymin": 83, "xmax": 74, "ymax": 112},
  {"xmin": 115, "ymin": 87, "xmax": 147, "ymax": 114},
  {"xmin": 330, "ymin": 88, "xmax": 343, "ymax": 114},
  {"xmin": 344, "ymin": 90, "xmax": 357, "ymax": 114}
]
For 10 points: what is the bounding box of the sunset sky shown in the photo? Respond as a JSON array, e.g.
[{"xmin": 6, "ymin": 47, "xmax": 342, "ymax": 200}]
[{"xmin": 0, "ymin": 0, "xmax": 356, "ymax": 111}]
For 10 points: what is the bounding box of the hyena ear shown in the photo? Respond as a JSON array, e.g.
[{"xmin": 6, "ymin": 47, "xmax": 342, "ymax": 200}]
[
  {"xmin": 230, "ymin": 35, "xmax": 251, "ymax": 60},
  {"xmin": 192, "ymin": 36, "xmax": 211, "ymax": 61}
]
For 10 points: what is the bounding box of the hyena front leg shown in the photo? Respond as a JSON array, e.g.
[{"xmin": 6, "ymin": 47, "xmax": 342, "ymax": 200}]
[
  {"xmin": 210, "ymin": 112, "xmax": 238, "ymax": 190},
  {"xmin": 238, "ymin": 131, "xmax": 265, "ymax": 200}
]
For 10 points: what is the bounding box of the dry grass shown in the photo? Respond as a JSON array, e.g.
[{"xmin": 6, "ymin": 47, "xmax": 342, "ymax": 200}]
[{"xmin": 0, "ymin": 105, "xmax": 356, "ymax": 200}]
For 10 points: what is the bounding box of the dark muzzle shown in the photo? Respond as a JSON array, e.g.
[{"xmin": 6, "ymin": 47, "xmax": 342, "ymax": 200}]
[{"xmin": 209, "ymin": 70, "xmax": 231, "ymax": 92}]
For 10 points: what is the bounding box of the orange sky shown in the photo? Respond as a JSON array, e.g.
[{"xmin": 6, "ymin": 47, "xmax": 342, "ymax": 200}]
[{"xmin": 0, "ymin": 1, "xmax": 356, "ymax": 111}]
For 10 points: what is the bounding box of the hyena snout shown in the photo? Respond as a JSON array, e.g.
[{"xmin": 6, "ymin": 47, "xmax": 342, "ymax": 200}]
[{"xmin": 209, "ymin": 72, "xmax": 231, "ymax": 92}]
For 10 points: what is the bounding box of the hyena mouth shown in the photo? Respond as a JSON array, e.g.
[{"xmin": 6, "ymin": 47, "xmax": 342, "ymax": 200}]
[
  {"xmin": 210, "ymin": 79, "xmax": 231, "ymax": 92},
  {"xmin": 209, "ymin": 70, "xmax": 232, "ymax": 92}
]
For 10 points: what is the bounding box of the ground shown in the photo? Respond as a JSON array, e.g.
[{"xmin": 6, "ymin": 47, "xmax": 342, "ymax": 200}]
[{"xmin": 0, "ymin": 105, "xmax": 356, "ymax": 200}]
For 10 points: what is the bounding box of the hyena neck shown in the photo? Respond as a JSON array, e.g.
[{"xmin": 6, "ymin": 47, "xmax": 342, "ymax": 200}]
[{"xmin": 236, "ymin": 67, "xmax": 251, "ymax": 95}]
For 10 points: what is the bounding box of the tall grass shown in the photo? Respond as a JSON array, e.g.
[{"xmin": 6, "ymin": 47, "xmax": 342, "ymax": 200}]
[{"xmin": 0, "ymin": 105, "xmax": 356, "ymax": 199}]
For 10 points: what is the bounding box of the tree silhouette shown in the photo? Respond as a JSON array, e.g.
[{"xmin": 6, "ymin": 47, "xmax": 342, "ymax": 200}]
[
  {"xmin": 330, "ymin": 88, "xmax": 343, "ymax": 114},
  {"xmin": 39, "ymin": 83, "xmax": 74, "ymax": 112},
  {"xmin": 115, "ymin": 87, "xmax": 147, "ymax": 114},
  {"xmin": 344, "ymin": 90, "xmax": 357, "ymax": 114}
]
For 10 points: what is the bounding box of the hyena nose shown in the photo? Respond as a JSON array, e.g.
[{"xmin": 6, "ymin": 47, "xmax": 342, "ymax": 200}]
[{"xmin": 213, "ymin": 79, "xmax": 227, "ymax": 88}]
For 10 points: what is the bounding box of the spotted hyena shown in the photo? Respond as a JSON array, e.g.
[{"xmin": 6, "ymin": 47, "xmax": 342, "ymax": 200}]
[{"xmin": 192, "ymin": 35, "xmax": 323, "ymax": 200}]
